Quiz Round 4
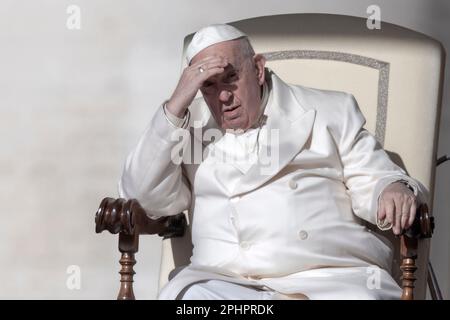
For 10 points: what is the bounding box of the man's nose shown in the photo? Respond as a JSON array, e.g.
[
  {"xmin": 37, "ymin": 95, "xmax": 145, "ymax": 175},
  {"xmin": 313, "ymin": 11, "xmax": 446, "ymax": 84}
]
[{"xmin": 218, "ymin": 90, "xmax": 233, "ymax": 103}]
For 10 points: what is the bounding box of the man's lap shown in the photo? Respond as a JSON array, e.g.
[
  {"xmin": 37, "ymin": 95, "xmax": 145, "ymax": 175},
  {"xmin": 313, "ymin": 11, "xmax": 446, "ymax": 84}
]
[
  {"xmin": 178, "ymin": 280, "xmax": 309, "ymax": 300},
  {"xmin": 158, "ymin": 265, "xmax": 401, "ymax": 300}
]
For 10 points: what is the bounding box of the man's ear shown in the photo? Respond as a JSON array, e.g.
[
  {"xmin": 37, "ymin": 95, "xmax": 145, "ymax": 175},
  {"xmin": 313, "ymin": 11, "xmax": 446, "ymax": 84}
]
[{"xmin": 253, "ymin": 54, "xmax": 266, "ymax": 85}]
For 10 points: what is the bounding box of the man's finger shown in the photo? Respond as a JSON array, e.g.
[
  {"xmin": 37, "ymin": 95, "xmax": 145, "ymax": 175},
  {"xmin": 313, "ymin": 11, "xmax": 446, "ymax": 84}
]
[
  {"xmin": 407, "ymin": 200, "xmax": 417, "ymax": 229},
  {"xmin": 202, "ymin": 66, "xmax": 225, "ymax": 79},
  {"xmin": 384, "ymin": 199, "xmax": 394, "ymax": 227},
  {"xmin": 198, "ymin": 60, "xmax": 228, "ymax": 73},
  {"xmin": 401, "ymin": 202, "xmax": 410, "ymax": 230},
  {"xmin": 377, "ymin": 199, "xmax": 386, "ymax": 221},
  {"xmin": 393, "ymin": 198, "xmax": 403, "ymax": 235}
]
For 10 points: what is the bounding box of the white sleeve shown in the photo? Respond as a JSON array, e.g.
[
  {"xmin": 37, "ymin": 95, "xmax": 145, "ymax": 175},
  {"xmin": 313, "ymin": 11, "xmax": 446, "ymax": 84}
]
[
  {"xmin": 163, "ymin": 102, "xmax": 190, "ymax": 128},
  {"xmin": 336, "ymin": 94, "xmax": 429, "ymax": 230},
  {"xmin": 118, "ymin": 103, "xmax": 192, "ymax": 218}
]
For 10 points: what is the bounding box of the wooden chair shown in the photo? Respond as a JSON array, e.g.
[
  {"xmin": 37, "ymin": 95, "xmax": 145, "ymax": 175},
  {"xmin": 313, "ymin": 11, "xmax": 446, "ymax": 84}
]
[{"xmin": 95, "ymin": 13, "xmax": 445, "ymax": 300}]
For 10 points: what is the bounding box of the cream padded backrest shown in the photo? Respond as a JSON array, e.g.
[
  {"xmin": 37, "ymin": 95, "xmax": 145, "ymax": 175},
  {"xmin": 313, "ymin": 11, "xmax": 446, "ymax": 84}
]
[{"xmin": 159, "ymin": 14, "xmax": 445, "ymax": 299}]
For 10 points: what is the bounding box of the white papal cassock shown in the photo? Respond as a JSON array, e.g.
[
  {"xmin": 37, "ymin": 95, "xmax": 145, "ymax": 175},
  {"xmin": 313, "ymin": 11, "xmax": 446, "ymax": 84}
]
[{"xmin": 118, "ymin": 69, "xmax": 428, "ymax": 300}]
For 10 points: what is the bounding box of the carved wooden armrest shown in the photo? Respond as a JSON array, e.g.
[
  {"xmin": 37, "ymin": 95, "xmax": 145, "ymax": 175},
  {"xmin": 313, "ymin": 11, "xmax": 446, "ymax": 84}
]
[
  {"xmin": 400, "ymin": 203, "xmax": 434, "ymax": 300},
  {"xmin": 95, "ymin": 197, "xmax": 186, "ymax": 300}
]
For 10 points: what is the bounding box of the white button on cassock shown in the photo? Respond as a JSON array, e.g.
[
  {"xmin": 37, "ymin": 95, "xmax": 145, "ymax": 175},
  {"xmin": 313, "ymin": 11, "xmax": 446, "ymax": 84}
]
[
  {"xmin": 289, "ymin": 179, "xmax": 298, "ymax": 189},
  {"xmin": 240, "ymin": 241, "xmax": 251, "ymax": 250},
  {"xmin": 230, "ymin": 215, "xmax": 237, "ymax": 228},
  {"xmin": 298, "ymin": 230, "xmax": 308, "ymax": 240}
]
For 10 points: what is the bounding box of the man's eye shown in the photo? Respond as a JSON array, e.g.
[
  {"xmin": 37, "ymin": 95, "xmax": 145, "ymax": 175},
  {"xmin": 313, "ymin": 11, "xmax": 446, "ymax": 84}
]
[
  {"xmin": 225, "ymin": 73, "xmax": 238, "ymax": 82},
  {"xmin": 202, "ymin": 82, "xmax": 213, "ymax": 88}
]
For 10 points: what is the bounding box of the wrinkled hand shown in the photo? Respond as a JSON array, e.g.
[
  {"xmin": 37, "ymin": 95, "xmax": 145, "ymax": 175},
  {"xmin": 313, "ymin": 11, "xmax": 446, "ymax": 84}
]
[
  {"xmin": 377, "ymin": 182, "xmax": 417, "ymax": 235},
  {"xmin": 166, "ymin": 56, "xmax": 228, "ymax": 117}
]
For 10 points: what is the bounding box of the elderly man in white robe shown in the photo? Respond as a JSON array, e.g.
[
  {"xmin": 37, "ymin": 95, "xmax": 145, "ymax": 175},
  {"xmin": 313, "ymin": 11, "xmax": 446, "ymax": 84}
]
[{"xmin": 118, "ymin": 24, "xmax": 428, "ymax": 300}]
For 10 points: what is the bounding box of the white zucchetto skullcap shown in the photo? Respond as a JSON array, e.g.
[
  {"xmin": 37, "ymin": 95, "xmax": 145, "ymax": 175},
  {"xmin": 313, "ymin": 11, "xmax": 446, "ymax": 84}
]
[{"xmin": 186, "ymin": 24, "xmax": 247, "ymax": 64}]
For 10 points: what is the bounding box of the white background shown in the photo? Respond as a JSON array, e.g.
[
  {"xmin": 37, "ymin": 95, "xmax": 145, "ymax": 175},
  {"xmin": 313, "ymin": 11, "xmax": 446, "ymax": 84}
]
[{"xmin": 0, "ymin": 0, "xmax": 448, "ymax": 299}]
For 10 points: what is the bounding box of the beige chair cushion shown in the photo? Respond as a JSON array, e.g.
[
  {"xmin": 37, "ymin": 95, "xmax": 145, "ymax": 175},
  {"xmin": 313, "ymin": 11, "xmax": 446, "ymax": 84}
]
[{"xmin": 159, "ymin": 13, "xmax": 445, "ymax": 299}]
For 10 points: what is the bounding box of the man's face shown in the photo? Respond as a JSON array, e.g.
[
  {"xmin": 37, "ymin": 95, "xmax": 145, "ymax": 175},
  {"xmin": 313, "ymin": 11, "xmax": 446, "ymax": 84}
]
[{"xmin": 191, "ymin": 39, "xmax": 266, "ymax": 130}]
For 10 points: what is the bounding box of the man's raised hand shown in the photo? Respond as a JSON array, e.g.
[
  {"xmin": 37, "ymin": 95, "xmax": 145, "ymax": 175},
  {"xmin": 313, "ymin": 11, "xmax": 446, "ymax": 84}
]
[{"xmin": 166, "ymin": 56, "xmax": 228, "ymax": 117}]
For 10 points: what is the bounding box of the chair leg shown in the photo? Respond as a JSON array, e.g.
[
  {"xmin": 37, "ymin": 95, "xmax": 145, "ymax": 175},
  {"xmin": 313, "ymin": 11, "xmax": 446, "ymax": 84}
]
[
  {"xmin": 400, "ymin": 255, "xmax": 417, "ymax": 300},
  {"xmin": 118, "ymin": 252, "xmax": 136, "ymax": 300},
  {"xmin": 400, "ymin": 233, "xmax": 418, "ymax": 300},
  {"xmin": 117, "ymin": 232, "xmax": 139, "ymax": 300},
  {"xmin": 399, "ymin": 204, "xmax": 434, "ymax": 300}
]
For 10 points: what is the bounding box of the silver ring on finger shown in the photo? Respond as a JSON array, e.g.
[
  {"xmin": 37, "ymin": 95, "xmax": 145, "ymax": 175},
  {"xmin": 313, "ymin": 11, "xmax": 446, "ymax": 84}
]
[{"xmin": 198, "ymin": 66, "xmax": 205, "ymax": 73}]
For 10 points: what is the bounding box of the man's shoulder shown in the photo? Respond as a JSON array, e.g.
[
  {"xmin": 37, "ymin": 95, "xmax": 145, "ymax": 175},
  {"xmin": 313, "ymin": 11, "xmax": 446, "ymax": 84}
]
[
  {"xmin": 286, "ymin": 82, "xmax": 366, "ymax": 131},
  {"xmin": 268, "ymin": 69, "xmax": 352, "ymax": 111},
  {"xmin": 288, "ymin": 82, "xmax": 354, "ymax": 113}
]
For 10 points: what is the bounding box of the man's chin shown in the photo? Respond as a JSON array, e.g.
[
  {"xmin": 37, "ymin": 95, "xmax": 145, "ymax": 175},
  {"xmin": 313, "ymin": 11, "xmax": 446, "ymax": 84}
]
[
  {"xmin": 222, "ymin": 121, "xmax": 247, "ymax": 131},
  {"xmin": 221, "ymin": 116, "xmax": 250, "ymax": 131}
]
